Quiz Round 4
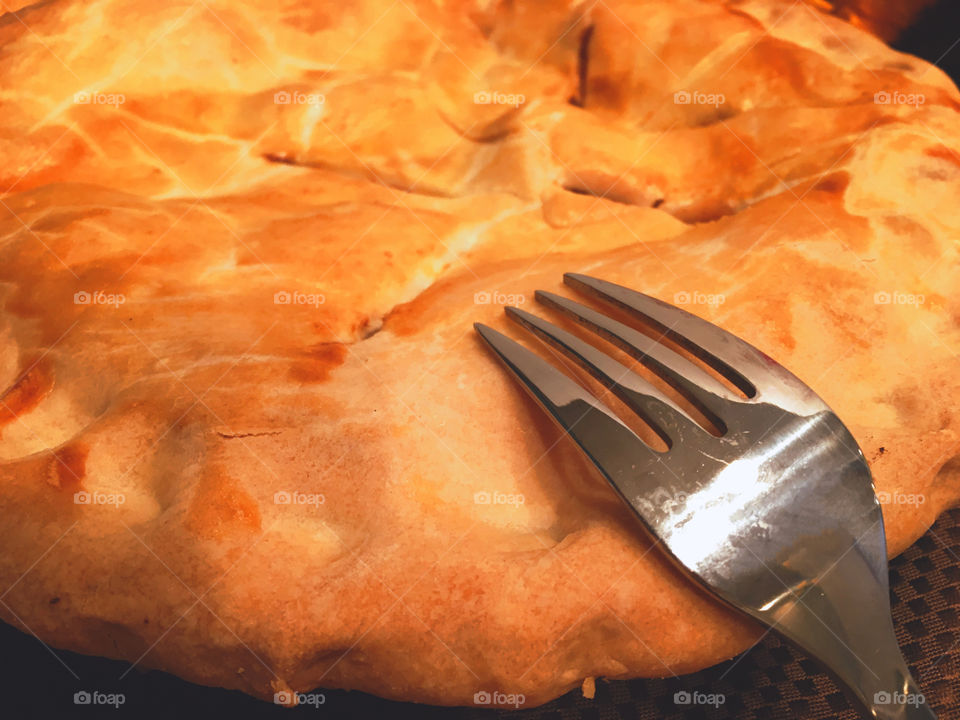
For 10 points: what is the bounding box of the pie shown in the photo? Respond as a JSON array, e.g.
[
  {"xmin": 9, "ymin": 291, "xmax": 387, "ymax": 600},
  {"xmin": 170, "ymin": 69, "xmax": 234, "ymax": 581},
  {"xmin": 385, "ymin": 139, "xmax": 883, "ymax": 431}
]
[{"xmin": 1, "ymin": 0, "xmax": 959, "ymax": 709}]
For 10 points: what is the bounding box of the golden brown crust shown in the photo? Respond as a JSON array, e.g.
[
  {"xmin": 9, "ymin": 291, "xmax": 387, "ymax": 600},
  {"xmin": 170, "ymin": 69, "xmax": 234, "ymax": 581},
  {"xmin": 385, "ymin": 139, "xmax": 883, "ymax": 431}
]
[{"xmin": 1, "ymin": 0, "xmax": 959, "ymax": 708}]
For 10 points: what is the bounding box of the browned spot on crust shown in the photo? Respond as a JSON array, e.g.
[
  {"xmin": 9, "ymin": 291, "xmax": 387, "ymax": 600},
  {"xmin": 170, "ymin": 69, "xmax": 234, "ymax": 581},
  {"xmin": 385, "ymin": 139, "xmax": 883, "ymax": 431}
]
[
  {"xmin": 924, "ymin": 145, "xmax": 960, "ymax": 169},
  {"xmin": 185, "ymin": 474, "xmax": 262, "ymax": 539},
  {"xmin": 886, "ymin": 385, "xmax": 924, "ymax": 426},
  {"xmin": 0, "ymin": 358, "xmax": 54, "ymax": 428},
  {"xmin": 289, "ymin": 342, "xmax": 347, "ymax": 383},
  {"xmin": 47, "ymin": 443, "xmax": 88, "ymax": 490},
  {"xmin": 383, "ymin": 271, "xmax": 467, "ymax": 337},
  {"xmin": 811, "ymin": 171, "xmax": 850, "ymax": 195},
  {"xmin": 882, "ymin": 215, "xmax": 938, "ymax": 257},
  {"xmin": 756, "ymin": 297, "xmax": 798, "ymax": 352},
  {"xmin": 384, "ymin": 257, "xmax": 548, "ymax": 338},
  {"xmin": 0, "ymin": 132, "xmax": 89, "ymax": 195}
]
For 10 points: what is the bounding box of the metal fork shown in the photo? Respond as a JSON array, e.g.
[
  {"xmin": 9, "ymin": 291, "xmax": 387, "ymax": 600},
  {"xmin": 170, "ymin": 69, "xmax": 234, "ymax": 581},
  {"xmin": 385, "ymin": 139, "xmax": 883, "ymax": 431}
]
[{"xmin": 474, "ymin": 273, "xmax": 935, "ymax": 720}]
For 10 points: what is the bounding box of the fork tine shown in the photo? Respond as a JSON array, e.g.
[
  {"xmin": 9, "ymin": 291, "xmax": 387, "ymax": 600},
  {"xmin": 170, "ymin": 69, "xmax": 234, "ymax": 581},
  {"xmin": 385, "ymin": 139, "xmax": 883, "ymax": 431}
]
[
  {"xmin": 534, "ymin": 290, "xmax": 735, "ymax": 427},
  {"xmin": 505, "ymin": 307, "xmax": 705, "ymax": 446},
  {"xmin": 473, "ymin": 323, "xmax": 663, "ymax": 483},
  {"xmin": 565, "ymin": 273, "xmax": 818, "ymax": 399}
]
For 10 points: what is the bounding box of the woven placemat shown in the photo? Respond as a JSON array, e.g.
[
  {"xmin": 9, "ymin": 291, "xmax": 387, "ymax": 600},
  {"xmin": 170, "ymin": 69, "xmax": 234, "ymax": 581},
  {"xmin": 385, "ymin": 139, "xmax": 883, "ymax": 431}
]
[
  {"xmin": 4, "ymin": 509, "xmax": 959, "ymax": 719},
  {"xmin": 489, "ymin": 508, "xmax": 960, "ymax": 720}
]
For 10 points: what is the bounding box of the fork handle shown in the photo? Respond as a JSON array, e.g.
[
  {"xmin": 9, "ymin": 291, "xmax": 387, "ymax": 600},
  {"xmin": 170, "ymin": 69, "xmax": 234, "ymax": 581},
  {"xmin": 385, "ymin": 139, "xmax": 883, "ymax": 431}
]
[{"xmin": 754, "ymin": 543, "xmax": 936, "ymax": 720}]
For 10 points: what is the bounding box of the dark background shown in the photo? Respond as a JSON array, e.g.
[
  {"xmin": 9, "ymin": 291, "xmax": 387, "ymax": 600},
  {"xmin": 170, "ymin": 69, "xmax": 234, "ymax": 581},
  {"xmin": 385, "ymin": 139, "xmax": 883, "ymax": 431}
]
[
  {"xmin": 893, "ymin": 0, "xmax": 960, "ymax": 83},
  {"xmin": 3, "ymin": 1, "xmax": 960, "ymax": 718}
]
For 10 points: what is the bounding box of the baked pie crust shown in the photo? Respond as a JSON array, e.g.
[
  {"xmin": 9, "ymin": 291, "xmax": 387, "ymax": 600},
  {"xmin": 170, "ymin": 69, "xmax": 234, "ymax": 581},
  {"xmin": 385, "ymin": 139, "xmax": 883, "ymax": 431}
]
[{"xmin": 1, "ymin": 0, "xmax": 959, "ymax": 707}]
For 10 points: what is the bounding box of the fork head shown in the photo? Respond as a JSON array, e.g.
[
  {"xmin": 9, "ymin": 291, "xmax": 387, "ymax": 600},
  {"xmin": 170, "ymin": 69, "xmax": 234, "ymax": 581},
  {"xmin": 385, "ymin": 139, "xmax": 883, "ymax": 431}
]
[
  {"xmin": 475, "ymin": 274, "xmax": 933, "ymax": 720},
  {"xmin": 475, "ymin": 273, "xmax": 882, "ymax": 584}
]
